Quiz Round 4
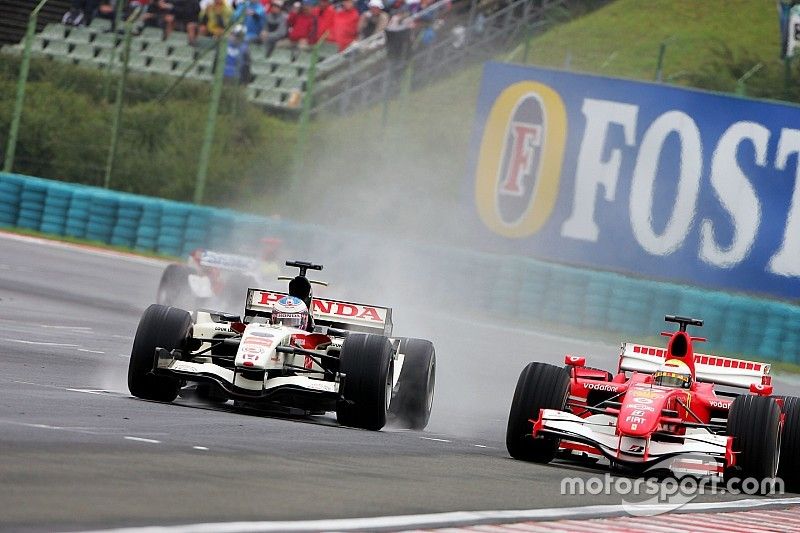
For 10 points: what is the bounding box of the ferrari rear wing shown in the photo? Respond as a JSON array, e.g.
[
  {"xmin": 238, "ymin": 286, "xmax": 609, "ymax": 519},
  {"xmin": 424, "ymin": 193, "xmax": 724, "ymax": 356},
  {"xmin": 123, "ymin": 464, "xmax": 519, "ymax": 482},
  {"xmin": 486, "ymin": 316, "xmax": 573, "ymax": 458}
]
[
  {"xmin": 245, "ymin": 289, "xmax": 393, "ymax": 336},
  {"xmin": 618, "ymin": 342, "xmax": 771, "ymax": 389}
]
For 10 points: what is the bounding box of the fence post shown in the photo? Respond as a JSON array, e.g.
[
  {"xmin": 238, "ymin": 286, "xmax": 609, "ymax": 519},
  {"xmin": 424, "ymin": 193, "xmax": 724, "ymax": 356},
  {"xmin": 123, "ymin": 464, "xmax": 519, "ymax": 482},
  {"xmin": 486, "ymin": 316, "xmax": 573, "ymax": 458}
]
[
  {"xmin": 104, "ymin": 7, "xmax": 141, "ymax": 189},
  {"xmin": 194, "ymin": 37, "xmax": 228, "ymax": 204},
  {"xmin": 736, "ymin": 63, "xmax": 763, "ymax": 97},
  {"xmin": 3, "ymin": 0, "xmax": 49, "ymax": 173},
  {"xmin": 293, "ymin": 37, "xmax": 323, "ymax": 184},
  {"xmin": 102, "ymin": 0, "xmax": 127, "ymax": 103}
]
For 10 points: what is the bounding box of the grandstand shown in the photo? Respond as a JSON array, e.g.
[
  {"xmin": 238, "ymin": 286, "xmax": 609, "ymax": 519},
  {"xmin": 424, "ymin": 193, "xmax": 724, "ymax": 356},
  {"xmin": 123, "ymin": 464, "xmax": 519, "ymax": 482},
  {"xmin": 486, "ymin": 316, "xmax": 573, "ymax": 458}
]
[{"xmin": 0, "ymin": 0, "xmax": 569, "ymax": 113}]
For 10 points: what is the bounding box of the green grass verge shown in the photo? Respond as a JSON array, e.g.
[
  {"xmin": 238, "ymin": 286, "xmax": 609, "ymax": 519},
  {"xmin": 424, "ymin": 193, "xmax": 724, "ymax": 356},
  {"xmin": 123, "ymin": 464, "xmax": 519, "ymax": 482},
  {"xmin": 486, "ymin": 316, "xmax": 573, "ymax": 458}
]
[{"xmin": 0, "ymin": 225, "xmax": 176, "ymax": 261}]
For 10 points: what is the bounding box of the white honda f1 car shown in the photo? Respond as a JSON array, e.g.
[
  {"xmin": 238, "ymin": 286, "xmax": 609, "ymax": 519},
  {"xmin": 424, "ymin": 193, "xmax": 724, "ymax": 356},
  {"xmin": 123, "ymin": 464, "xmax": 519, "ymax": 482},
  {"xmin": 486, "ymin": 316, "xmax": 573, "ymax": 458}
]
[{"xmin": 129, "ymin": 261, "xmax": 436, "ymax": 431}]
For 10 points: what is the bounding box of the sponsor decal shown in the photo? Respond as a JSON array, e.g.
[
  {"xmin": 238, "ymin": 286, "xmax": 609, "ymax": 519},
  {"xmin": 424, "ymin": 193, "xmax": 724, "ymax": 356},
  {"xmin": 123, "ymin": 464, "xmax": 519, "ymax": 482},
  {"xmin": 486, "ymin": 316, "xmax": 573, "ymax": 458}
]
[
  {"xmin": 312, "ymin": 300, "xmax": 385, "ymax": 323},
  {"xmin": 252, "ymin": 291, "xmax": 386, "ymax": 323},
  {"xmin": 469, "ymin": 63, "xmax": 800, "ymax": 298},
  {"xmin": 632, "ymin": 404, "xmax": 656, "ymax": 412},
  {"xmin": 243, "ymin": 337, "xmax": 273, "ymax": 347},
  {"xmin": 583, "ymin": 383, "xmax": 620, "ymax": 392},
  {"xmin": 625, "ymin": 416, "xmax": 646, "ymax": 424},
  {"xmin": 633, "ymin": 397, "xmax": 654, "ymax": 404},
  {"xmin": 631, "ymin": 389, "xmax": 659, "ymax": 398},
  {"xmin": 709, "ymin": 400, "xmax": 732, "ymax": 409},
  {"xmin": 475, "ymin": 81, "xmax": 567, "ymax": 238},
  {"xmin": 249, "ymin": 330, "xmax": 274, "ymax": 338}
]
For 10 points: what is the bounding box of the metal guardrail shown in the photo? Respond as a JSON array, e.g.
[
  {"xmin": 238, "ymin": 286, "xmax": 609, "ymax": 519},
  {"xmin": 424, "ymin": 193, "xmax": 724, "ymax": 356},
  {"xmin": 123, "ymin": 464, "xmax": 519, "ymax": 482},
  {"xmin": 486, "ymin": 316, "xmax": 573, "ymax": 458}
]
[{"xmin": 311, "ymin": 0, "xmax": 560, "ymax": 115}]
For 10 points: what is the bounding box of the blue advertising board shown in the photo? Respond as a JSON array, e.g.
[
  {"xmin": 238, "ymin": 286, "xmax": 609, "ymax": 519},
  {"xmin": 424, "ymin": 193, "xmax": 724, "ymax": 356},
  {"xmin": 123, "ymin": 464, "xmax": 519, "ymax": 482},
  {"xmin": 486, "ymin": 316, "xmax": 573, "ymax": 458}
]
[{"xmin": 467, "ymin": 62, "xmax": 800, "ymax": 299}]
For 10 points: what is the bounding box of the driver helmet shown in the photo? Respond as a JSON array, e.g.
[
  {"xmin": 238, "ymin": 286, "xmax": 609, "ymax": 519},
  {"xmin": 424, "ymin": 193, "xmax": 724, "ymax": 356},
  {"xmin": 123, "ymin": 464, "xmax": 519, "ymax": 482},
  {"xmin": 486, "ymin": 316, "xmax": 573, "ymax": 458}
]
[
  {"xmin": 653, "ymin": 359, "xmax": 692, "ymax": 389},
  {"xmin": 271, "ymin": 296, "xmax": 309, "ymax": 329}
]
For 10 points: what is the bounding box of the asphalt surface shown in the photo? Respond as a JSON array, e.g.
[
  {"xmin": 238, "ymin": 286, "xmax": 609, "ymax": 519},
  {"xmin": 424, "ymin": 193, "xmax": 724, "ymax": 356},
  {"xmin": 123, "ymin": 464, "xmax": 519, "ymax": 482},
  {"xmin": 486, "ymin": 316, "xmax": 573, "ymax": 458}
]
[{"xmin": 1, "ymin": 232, "xmax": 798, "ymax": 532}]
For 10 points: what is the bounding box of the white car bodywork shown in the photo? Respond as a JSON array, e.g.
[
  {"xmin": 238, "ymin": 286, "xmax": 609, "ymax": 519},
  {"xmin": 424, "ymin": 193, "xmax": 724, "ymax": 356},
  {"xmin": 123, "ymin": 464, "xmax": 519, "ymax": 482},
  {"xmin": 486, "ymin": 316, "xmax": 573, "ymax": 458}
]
[{"xmin": 154, "ymin": 289, "xmax": 406, "ymax": 411}]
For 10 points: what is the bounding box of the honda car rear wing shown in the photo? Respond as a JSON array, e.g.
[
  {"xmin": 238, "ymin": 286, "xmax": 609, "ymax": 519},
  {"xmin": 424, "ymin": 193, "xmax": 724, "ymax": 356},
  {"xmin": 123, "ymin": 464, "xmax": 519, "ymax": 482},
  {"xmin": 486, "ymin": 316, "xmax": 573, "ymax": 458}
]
[
  {"xmin": 198, "ymin": 251, "xmax": 258, "ymax": 273},
  {"xmin": 245, "ymin": 289, "xmax": 393, "ymax": 336},
  {"xmin": 618, "ymin": 343, "xmax": 771, "ymax": 389}
]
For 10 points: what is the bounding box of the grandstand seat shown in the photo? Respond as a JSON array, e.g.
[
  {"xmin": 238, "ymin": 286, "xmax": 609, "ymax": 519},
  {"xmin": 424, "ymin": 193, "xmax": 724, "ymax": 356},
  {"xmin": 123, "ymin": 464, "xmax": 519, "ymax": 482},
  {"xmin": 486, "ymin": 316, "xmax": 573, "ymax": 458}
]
[
  {"xmin": 39, "ymin": 23, "xmax": 68, "ymax": 44},
  {"xmin": 93, "ymin": 32, "xmax": 119, "ymax": 49},
  {"xmin": 280, "ymin": 76, "xmax": 304, "ymax": 91},
  {"xmin": 251, "ymin": 88, "xmax": 284, "ymax": 107},
  {"xmin": 138, "ymin": 26, "xmax": 164, "ymax": 42},
  {"xmin": 252, "ymin": 73, "xmax": 278, "ymax": 89},
  {"xmin": 144, "ymin": 40, "xmax": 171, "ymax": 58},
  {"xmin": 89, "ymin": 17, "xmax": 113, "ymax": 32},
  {"xmin": 147, "ymin": 57, "xmax": 174, "ymax": 74},
  {"xmin": 273, "ymin": 64, "xmax": 301, "ymax": 79},
  {"xmin": 44, "ymin": 40, "xmax": 71, "ymax": 59},
  {"xmin": 250, "ymin": 59, "xmax": 272, "ymax": 75},
  {"xmin": 92, "ymin": 47, "xmax": 114, "ymax": 66},
  {"xmin": 185, "ymin": 64, "xmax": 212, "ymax": 81},
  {"xmin": 170, "ymin": 45, "xmax": 195, "ymax": 61},
  {"xmin": 268, "ymin": 48, "xmax": 293, "ymax": 66},
  {"xmin": 125, "ymin": 51, "xmax": 149, "ymax": 70},
  {"xmin": 71, "ymin": 43, "xmax": 96, "ymax": 61},
  {"xmin": 65, "ymin": 26, "xmax": 93, "ymax": 45},
  {"xmin": 0, "ymin": 44, "xmax": 23, "ymax": 56}
]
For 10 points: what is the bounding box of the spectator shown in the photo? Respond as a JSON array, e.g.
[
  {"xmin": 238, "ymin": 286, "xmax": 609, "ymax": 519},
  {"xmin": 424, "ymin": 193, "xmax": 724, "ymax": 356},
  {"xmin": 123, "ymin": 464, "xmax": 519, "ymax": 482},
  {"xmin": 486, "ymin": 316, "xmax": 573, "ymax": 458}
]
[
  {"xmin": 233, "ymin": 0, "xmax": 267, "ymax": 42},
  {"xmin": 314, "ymin": 0, "xmax": 335, "ymax": 42},
  {"xmin": 358, "ymin": 0, "xmax": 388, "ymax": 41},
  {"xmin": 263, "ymin": 0, "xmax": 288, "ymax": 57},
  {"xmin": 62, "ymin": 0, "xmax": 100, "ymax": 26},
  {"xmin": 199, "ymin": 0, "xmax": 233, "ymax": 38},
  {"xmin": 163, "ymin": 0, "xmax": 201, "ymax": 44},
  {"xmin": 287, "ymin": 1, "xmax": 317, "ymax": 50},
  {"xmin": 331, "ymin": 0, "xmax": 359, "ymax": 51},
  {"xmin": 223, "ymin": 24, "xmax": 253, "ymax": 83}
]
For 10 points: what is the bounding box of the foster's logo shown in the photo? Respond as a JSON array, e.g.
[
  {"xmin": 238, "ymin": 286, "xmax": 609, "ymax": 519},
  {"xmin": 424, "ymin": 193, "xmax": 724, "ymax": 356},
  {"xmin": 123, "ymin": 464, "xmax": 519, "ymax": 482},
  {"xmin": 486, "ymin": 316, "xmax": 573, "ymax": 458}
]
[{"xmin": 475, "ymin": 81, "xmax": 567, "ymax": 238}]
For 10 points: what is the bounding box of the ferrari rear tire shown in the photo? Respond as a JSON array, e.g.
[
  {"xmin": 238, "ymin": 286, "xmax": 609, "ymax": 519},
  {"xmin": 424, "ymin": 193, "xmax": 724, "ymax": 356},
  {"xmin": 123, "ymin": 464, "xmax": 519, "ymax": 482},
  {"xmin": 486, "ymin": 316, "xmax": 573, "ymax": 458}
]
[
  {"xmin": 128, "ymin": 304, "xmax": 191, "ymax": 402},
  {"xmin": 336, "ymin": 333, "xmax": 393, "ymax": 431},
  {"xmin": 726, "ymin": 395, "xmax": 781, "ymax": 489},
  {"xmin": 777, "ymin": 395, "xmax": 800, "ymax": 492},
  {"xmin": 506, "ymin": 362, "xmax": 570, "ymax": 462},
  {"xmin": 156, "ymin": 264, "xmax": 196, "ymax": 309},
  {"xmin": 389, "ymin": 338, "xmax": 436, "ymax": 430}
]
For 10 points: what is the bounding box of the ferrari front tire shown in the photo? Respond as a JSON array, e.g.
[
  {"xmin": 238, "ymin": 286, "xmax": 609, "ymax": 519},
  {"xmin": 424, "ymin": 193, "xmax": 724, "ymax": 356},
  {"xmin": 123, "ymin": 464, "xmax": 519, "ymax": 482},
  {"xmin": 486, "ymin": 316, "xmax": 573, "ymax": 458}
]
[
  {"xmin": 389, "ymin": 338, "xmax": 436, "ymax": 430},
  {"xmin": 336, "ymin": 333, "xmax": 393, "ymax": 431},
  {"xmin": 777, "ymin": 396, "xmax": 800, "ymax": 492},
  {"xmin": 128, "ymin": 304, "xmax": 191, "ymax": 402},
  {"xmin": 726, "ymin": 395, "xmax": 781, "ymax": 488},
  {"xmin": 506, "ymin": 362, "xmax": 570, "ymax": 462}
]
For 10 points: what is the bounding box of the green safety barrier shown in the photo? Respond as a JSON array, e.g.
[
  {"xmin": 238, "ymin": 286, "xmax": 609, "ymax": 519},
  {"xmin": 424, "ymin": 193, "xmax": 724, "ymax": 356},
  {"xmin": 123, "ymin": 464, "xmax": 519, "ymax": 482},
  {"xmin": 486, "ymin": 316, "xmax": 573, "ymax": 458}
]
[{"xmin": 0, "ymin": 171, "xmax": 798, "ymax": 365}]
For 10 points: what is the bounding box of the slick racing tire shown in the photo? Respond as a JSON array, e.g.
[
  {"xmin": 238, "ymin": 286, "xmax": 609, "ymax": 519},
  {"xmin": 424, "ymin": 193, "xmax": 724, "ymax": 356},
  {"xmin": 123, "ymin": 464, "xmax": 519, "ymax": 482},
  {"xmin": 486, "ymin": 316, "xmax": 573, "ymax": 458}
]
[
  {"xmin": 389, "ymin": 338, "xmax": 436, "ymax": 430},
  {"xmin": 336, "ymin": 333, "xmax": 393, "ymax": 431},
  {"xmin": 128, "ymin": 304, "xmax": 191, "ymax": 402},
  {"xmin": 726, "ymin": 395, "xmax": 781, "ymax": 489},
  {"xmin": 506, "ymin": 362, "xmax": 570, "ymax": 463},
  {"xmin": 776, "ymin": 396, "xmax": 800, "ymax": 492},
  {"xmin": 156, "ymin": 264, "xmax": 196, "ymax": 309}
]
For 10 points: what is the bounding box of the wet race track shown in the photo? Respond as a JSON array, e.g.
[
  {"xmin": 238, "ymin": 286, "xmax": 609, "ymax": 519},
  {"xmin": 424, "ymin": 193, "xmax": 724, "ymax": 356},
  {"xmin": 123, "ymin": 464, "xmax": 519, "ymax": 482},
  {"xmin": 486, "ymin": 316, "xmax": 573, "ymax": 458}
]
[{"xmin": 1, "ymin": 232, "xmax": 799, "ymax": 532}]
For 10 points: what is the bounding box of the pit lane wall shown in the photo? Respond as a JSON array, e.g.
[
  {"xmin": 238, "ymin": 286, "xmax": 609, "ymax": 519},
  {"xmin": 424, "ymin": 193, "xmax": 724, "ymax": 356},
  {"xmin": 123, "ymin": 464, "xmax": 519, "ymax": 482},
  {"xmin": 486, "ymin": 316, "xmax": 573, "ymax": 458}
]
[
  {"xmin": 1, "ymin": 170, "xmax": 799, "ymax": 365},
  {"xmin": 468, "ymin": 62, "xmax": 800, "ymax": 301}
]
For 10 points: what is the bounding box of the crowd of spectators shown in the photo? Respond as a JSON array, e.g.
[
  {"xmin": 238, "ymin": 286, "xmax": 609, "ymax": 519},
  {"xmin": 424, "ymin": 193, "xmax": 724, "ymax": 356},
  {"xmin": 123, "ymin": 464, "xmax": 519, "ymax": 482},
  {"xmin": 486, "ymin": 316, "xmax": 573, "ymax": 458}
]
[{"xmin": 62, "ymin": 0, "xmax": 451, "ymax": 56}]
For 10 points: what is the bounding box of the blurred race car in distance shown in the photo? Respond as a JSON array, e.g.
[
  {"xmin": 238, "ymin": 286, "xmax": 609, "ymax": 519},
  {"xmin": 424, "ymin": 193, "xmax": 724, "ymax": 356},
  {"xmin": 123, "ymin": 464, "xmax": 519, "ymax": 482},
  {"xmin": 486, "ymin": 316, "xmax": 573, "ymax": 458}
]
[
  {"xmin": 506, "ymin": 315, "xmax": 799, "ymax": 492},
  {"xmin": 131, "ymin": 261, "xmax": 436, "ymax": 431},
  {"xmin": 156, "ymin": 238, "xmax": 282, "ymax": 312}
]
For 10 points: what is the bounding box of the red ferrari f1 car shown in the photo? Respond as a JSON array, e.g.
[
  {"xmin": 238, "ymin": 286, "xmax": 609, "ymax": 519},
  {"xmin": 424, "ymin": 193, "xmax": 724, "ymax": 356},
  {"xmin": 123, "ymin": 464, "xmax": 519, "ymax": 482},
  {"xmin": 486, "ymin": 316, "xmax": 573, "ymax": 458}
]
[{"xmin": 506, "ymin": 315, "xmax": 799, "ymax": 490}]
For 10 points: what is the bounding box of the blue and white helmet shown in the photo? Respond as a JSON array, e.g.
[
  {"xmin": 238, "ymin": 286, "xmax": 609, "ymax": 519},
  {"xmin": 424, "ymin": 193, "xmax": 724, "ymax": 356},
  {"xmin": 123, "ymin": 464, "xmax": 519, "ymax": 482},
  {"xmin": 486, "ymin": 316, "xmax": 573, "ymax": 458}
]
[{"xmin": 271, "ymin": 296, "xmax": 309, "ymax": 329}]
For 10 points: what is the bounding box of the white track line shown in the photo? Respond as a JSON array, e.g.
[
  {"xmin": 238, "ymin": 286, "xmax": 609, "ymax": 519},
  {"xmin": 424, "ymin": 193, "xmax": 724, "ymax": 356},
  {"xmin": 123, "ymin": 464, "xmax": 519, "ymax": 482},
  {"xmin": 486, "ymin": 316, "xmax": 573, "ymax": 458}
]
[
  {"xmin": 62, "ymin": 497, "xmax": 800, "ymax": 533},
  {"xmin": 2, "ymin": 338, "xmax": 78, "ymax": 347},
  {"xmin": 124, "ymin": 436, "xmax": 161, "ymax": 444},
  {"xmin": 420, "ymin": 436, "xmax": 452, "ymax": 443}
]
